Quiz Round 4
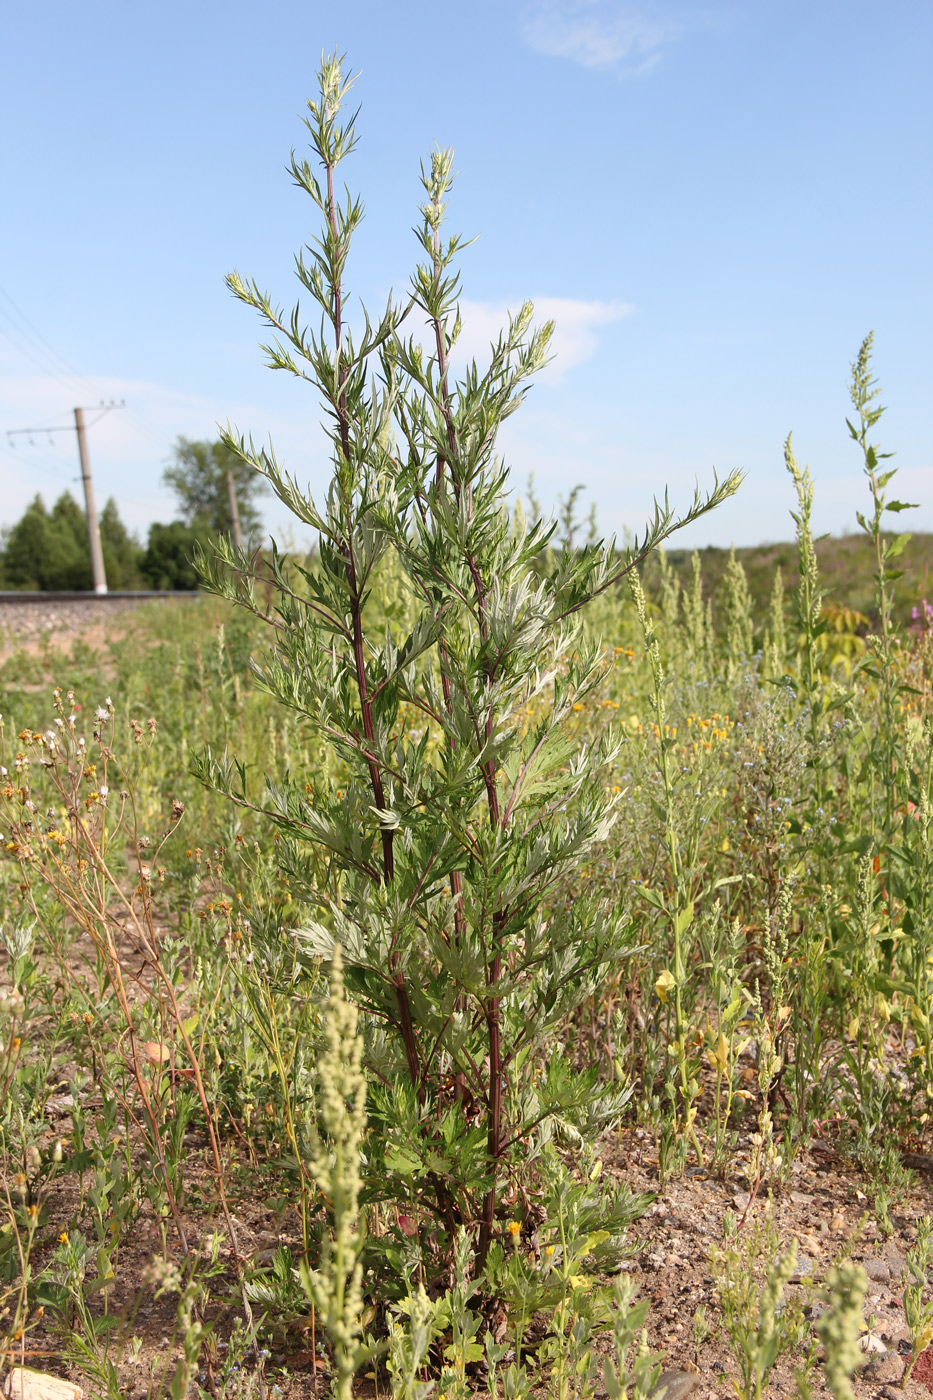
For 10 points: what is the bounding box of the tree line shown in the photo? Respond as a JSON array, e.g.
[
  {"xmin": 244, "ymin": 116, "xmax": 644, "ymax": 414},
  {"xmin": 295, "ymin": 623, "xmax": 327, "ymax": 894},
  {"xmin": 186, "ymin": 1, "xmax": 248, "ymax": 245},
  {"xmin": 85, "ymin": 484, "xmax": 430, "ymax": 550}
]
[{"xmin": 0, "ymin": 438, "xmax": 266, "ymax": 591}]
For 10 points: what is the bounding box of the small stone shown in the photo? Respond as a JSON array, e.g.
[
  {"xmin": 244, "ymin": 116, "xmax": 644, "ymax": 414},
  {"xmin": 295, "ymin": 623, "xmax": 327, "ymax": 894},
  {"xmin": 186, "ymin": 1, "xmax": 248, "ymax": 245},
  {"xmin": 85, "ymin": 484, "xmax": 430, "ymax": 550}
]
[
  {"xmin": 863, "ymin": 1256, "xmax": 890, "ymax": 1282},
  {"xmin": 2, "ymin": 1370, "xmax": 83, "ymax": 1400},
  {"xmin": 858, "ymin": 1331, "xmax": 888, "ymax": 1356},
  {"xmin": 648, "ymin": 1371, "xmax": 700, "ymax": 1400},
  {"xmin": 864, "ymin": 1350, "xmax": 905, "ymax": 1384},
  {"xmin": 44, "ymin": 1093, "xmax": 76, "ymax": 1115},
  {"xmin": 879, "ymin": 1318, "xmax": 911, "ymax": 1346}
]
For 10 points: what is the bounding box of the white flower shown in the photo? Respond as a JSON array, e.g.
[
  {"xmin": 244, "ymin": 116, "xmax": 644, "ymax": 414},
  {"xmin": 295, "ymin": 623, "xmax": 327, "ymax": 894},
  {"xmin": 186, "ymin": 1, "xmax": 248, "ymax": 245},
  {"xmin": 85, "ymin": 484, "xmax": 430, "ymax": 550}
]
[
  {"xmin": 98, "ymin": 785, "xmax": 109, "ymax": 801},
  {"xmin": 95, "ymin": 706, "xmax": 109, "ymax": 721}
]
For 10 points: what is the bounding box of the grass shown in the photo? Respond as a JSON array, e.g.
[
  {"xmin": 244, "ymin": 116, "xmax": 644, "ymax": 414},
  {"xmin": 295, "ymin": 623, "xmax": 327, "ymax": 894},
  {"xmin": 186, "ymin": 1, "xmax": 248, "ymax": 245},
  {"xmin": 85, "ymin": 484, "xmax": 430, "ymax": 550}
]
[
  {"xmin": 0, "ymin": 59, "xmax": 929, "ymax": 1391},
  {"xmin": 646, "ymin": 530, "xmax": 933, "ymax": 630},
  {"xmin": 0, "ymin": 511, "xmax": 930, "ymax": 1398}
]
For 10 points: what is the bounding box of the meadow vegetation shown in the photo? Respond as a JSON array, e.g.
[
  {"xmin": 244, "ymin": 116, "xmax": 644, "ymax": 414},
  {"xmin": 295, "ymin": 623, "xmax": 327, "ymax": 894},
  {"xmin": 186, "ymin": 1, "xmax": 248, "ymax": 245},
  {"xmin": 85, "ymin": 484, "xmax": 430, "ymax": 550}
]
[{"xmin": 1, "ymin": 54, "xmax": 932, "ymax": 1400}]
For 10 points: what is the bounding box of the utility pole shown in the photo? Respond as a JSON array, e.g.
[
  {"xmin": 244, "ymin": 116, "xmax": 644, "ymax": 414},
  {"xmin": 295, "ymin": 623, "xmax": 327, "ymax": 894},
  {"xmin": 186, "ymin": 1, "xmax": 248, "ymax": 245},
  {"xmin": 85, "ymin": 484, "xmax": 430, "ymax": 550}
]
[
  {"xmin": 225, "ymin": 469, "xmax": 243, "ymax": 551},
  {"xmin": 74, "ymin": 407, "xmax": 107, "ymax": 593},
  {"xmin": 5, "ymin": 401, "xmax": 124, "ymax": 594}
]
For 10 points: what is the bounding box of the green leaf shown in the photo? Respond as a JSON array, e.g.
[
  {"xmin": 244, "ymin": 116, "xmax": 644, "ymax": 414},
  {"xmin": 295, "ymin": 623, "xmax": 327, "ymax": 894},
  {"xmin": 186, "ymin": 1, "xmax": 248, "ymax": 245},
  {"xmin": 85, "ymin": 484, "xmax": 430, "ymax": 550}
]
[
  {"xmin": 884, "ymin": 531, "xmax": 912, "ymax": 558},
  {"xmin": 885, "ymin": 500, "xmax": 919, "ymax": 513},
  {"xmin": 385, "ymin": 1145, "xmax": 421, "ymax": 1176},
  {"xmin": 293, "ymin": 921, "xmax": 336, "ymax": 957},
  {"xmin": 673, "ymin": 903, "xmax": 694, "ymax": 938}
]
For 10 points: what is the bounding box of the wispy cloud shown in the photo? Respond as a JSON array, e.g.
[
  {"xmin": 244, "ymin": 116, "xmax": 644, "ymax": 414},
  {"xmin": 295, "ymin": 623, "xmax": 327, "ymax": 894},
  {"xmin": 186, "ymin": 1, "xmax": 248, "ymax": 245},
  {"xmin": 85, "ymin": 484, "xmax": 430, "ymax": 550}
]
[
  {"xmin": 0, "ymin": 298, "xmax": 634, "ymax": 535},
  {"xmin": 453, "ymin": 296, "xmax": 633, "ymax": 379},
  {"xmin": 521, "ymin": 0, "xmax": 688, "ymax": 74}
]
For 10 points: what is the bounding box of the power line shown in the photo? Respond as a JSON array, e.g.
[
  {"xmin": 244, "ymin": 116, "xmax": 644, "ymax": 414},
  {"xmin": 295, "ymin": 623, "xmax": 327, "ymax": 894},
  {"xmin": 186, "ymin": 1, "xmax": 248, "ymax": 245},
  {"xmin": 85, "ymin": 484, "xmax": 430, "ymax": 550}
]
[
  {"xmin": 6, "ymin": 400, "xmax": 125, "ymax": 444},
  {"xmin": 124, "ymin": 405, "xmax": 174, "ymax": 451},
  {"xmin": 5, "ymin": 400, "xmax": 124, "ymax": 482},
  {"xmin": 0, "ymin": 282, "xmax": 175, "ymax": 454},
  {"xmin": 0, "ymin": 283, "xmax": 102, "ymax": 402},
  {"xmin": 0, "ymin": 440, "xmax": 77, "ymax": 482}
]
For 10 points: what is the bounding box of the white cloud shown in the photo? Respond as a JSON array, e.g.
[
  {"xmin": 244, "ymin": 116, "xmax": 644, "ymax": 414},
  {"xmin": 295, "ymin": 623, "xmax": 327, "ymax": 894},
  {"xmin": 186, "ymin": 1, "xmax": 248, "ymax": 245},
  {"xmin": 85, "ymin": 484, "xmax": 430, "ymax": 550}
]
[
  {"xmin": 452, "ymin": 296, "xmax": 633, "ymax": 380},
  {"xmin": 521, "ymin": 0, "xmax": 687, "ymax": 73}
]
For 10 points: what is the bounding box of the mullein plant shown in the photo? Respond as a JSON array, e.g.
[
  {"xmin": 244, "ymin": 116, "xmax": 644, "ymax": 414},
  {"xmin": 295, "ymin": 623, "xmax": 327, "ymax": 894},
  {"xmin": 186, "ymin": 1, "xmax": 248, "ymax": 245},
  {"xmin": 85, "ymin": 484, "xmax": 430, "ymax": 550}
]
[
  {"xmin": 848, "ymin": 333, "xmax": 915, "ymax": 841},
  {"xmin": 722, "ymin": 546, "xmax": 754, "ymax": 680},
  {"xmin": 628, "ymin": 572, "xmax": 704, "ymax": 1165},
  {"xmin": 198, "ymin": 52, "xmax": 739, "ymax": 1270},
  {"xmin": 847, "ymin": 335, "xmax": 920, "ymax": 966},
  {"xmin": 762, "ymin": 565, "xmax": 787, "ymax": 680},
  {"xmin": 807, "ymin": 1261, "xmax": 867, "ymax": 1400},
  {"xmin": 680, "ymin": 550, "xmax": 711, "ymax": 675},
  {"xmin": 301, "ymin": 944, "xmax": 369, "ymax": 1400},
  {"xmin": 784, "ymin": 437, "xmax": 831, "ymax": 848},
  {"xmin": 844, "ymin": 341, "xmax": 933, "ymax": 1114}
]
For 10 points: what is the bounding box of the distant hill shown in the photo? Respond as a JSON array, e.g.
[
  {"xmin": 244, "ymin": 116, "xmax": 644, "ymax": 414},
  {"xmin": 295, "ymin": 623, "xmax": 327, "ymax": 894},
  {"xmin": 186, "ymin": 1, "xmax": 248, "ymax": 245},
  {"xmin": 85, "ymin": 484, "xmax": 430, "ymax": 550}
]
[{"xmin": 647, "ymin": 532, "xmax": 933, "ymax": 630}]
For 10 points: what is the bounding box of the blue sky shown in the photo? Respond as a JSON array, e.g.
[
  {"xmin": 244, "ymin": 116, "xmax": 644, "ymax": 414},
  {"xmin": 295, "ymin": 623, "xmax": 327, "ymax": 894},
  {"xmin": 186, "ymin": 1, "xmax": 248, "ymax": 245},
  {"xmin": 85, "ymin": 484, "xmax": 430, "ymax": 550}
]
[{"xmin": 1, "ymin": 0, "xmax": 930, "ymax": 550}]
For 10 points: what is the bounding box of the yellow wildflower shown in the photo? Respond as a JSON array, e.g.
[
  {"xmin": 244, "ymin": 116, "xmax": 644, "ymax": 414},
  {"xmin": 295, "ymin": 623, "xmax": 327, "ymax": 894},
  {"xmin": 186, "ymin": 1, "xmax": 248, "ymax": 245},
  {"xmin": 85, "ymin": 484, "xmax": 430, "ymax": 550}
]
[{"xmin": 655, "ymin": 969, "xmax": 676, "ymax": 1004}]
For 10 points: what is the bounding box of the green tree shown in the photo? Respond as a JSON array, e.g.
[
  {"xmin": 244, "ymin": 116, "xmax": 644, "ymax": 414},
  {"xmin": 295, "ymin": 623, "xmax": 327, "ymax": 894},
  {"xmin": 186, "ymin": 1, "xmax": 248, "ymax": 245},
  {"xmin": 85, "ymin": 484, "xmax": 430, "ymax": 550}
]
[
  {"xmin": 3, "ymin": 493, "xmax": 89, "ymax": 590},
  {"xmin": 163, "ymin": 437, "xmax": 266, "ymax": 543},
  {"xmin": 1, "ymin": 493, "xmax": 142, "ymax": 591},
  {"xmin": 140, "ymin": 520, "xmax": 209, "ymax": 590},
  {"xmin": 99, "ymin": 498, "xmax": 144, "ymax": 589}
]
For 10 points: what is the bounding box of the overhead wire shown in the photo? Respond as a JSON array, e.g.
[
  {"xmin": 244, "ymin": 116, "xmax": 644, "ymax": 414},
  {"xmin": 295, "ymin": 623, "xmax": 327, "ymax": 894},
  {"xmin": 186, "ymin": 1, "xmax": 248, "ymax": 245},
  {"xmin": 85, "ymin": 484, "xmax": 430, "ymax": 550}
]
[
  {"xmin": 0, "ymin": 282, "xmax": 175, "ymax": 456},
  {"xmin": 0, "ymin": 283, "xmax": 102, "ymax": 402},
  {"xmin": 0, "ymin": 440, "xmax": 77, "ymax": 483}
]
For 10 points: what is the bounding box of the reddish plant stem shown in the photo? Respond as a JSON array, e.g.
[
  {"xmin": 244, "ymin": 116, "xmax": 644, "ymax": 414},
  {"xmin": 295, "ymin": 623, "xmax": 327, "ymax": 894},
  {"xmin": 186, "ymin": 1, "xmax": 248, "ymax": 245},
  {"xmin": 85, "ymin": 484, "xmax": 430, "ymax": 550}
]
[
  {"xmin": 325, "ymin": 157, "xmax": 422, "ymax": 1100},
  {"xmin": 438, "ymin": 645, "xmax": 467, "ymax": 950},
  {"xmin": 478, "ymin": 933, "xmax": 503, "ymax": 1266},
  {"xmin": 430, "ymin": 267, "xmax": 505, "ymax": 1264}
]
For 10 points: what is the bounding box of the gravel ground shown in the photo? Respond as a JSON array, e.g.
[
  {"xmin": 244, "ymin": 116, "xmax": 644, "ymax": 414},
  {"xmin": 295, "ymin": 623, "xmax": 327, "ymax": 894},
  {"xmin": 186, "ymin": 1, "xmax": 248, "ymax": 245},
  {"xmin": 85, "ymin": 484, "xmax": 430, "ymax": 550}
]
[{"xmin": 0, "ymin": 594, "xmax": 200, "ymax": 645}]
